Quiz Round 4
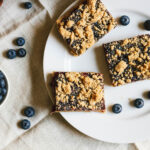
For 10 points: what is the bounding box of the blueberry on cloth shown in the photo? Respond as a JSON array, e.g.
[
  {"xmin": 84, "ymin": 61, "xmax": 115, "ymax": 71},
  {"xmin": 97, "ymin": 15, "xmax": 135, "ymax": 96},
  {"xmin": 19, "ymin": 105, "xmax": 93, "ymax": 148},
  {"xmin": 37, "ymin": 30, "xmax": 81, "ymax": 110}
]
[
  {"xmin": 24, "ymin": 107, "xmax": 35, "ymax": 117},
  {"xmin": 24, "ymin": 2, "xmax": 32, "ymax": 9},
  {"xmin": 120, "ymin": 15, "xmax": 130, "ymax": 26},
  {"xmin": 144, "ymin": 20, "xmax": 150, "ymax": 31},
  {"xmin": 134, "ymin": 98, "xmax": 144, "ymax": 108},
  {"xmin": 112, "ymin": 104, "xmax": 122, "ymax": 114},
  {"xmin": 17, "ymin": 48, "xmax": 26, "ymax": 57},
  {"xmin": 16, "ymin": 37, "xmax": 25, "ymax": 46},
  {"xmin": 20, "ymin": 119, "xmax": 31, "ymax": 130},
  {"xmin": 7, "ymin": 49, "xmax": 17, "ymax": 59}
]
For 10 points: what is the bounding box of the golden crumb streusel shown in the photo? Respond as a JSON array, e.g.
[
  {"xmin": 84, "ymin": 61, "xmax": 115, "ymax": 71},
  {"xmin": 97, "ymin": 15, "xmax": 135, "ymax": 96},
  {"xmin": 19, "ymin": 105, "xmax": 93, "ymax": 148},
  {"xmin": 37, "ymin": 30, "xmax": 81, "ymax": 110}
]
[
  {"xmin": 51, "ymin": 72, "xmax": 105, "ymax": 112},
  {"xmin": 56, "ymin": 0, "xmax": 117, "ymax": 56},
  {"xmin": 104, "ymin": 34, "xmax": 150, "ymax": 86}
]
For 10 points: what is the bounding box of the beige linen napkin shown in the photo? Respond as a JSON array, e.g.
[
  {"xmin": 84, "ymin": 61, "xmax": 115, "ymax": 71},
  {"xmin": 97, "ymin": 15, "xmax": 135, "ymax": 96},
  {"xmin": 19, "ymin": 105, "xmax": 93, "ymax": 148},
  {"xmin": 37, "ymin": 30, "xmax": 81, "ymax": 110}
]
[
  {"xmin": 0, "ymin": 0, "xmax": 147, "ymax": 149},
  {"xmin": 0, "ymin": 0, "xmax": 51, "ymax": 149}
]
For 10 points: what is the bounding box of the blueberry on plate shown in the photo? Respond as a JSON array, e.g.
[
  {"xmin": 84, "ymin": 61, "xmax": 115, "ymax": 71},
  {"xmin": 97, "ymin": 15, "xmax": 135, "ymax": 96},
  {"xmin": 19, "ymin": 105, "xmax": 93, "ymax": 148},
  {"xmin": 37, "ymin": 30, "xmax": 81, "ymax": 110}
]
[
  {"xmin": 134, "ymin": 98, "xmax": 144, "ymax": 108},
  {"xmin": 24, "ymin": 106, "xmax": 35, "ymax": 117},
  {"xmin": 147, "ymin": 91, "xmax": 150, "ymax": 99},
  {"xmin": 24, "ymin": 2, "xmax": 32, "ymax": 9},
  {"xmin": 20, "ymin": 119, "xmax": 31, "ymax": 130},
  {"xmin": 17, "ymin": 48, "xmax": 26, "ymax": 57},
  {"xmin": 112, "ymin": 104, "xmax": 122, "ymax": 114},
  {"xmin": 144, "ymin": 20, "xmax": 150, "ymax": 31},
  {"xmin": 120, "ymin": 15, "xmax": 130, "ymax": 26},
  {"xmin": 7, "ymin": 49, "xmax": 17, "ymax": 59},
  {"xmin": 16, "ymin": 37, "xmax": 25, "ymax": 46}
]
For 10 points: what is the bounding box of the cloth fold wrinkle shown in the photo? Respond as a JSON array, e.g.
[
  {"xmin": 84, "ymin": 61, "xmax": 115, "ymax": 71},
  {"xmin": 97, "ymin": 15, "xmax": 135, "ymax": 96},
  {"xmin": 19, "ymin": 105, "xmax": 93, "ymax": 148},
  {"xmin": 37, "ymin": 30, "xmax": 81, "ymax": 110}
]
[{"xmin": 0, "ymin": 0, "xmax": 44, "ymax": 39}]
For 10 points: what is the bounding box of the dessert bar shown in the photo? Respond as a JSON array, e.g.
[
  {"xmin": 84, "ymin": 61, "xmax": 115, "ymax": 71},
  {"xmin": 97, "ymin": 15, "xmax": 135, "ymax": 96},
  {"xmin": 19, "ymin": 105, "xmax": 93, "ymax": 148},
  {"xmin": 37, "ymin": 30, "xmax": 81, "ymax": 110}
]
[
  {"xmin": 104, "ymin": 34, "xmax": 150, "ymax": 86},
  {"xmin": 51, "ymin": 72, "xmax": 105, "ymax": 112},
  {"xmin": 56, "ymin": 0, "xmax": 117, "ymax": 56}
]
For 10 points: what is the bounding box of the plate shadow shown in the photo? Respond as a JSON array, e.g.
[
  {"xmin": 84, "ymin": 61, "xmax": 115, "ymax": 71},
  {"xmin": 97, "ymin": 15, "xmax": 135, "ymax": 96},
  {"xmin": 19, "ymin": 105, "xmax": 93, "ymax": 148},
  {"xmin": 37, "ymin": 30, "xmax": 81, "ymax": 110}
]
[{"xmin": 94, "ymin": 45, "xmax": 112, "ymax": 86}]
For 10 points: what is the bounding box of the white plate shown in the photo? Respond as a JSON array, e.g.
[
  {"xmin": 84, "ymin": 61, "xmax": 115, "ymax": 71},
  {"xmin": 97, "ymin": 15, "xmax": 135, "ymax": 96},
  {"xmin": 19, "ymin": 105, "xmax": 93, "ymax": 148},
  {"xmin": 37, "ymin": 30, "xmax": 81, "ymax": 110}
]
[{"xmin": 43, "ymin": 0, "xmax": 150, "ymax": 143}]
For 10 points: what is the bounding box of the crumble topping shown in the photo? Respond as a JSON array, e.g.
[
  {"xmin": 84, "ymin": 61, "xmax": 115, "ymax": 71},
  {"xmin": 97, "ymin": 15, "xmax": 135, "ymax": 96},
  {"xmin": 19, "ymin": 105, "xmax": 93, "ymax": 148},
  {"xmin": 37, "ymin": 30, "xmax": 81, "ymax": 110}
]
[
  {"xmin": 104, "ymin": 34, "xmax": 150, "ymax": 86},
  {"xmin": 115, "ymin": 61, "xmax": 127, "ymax": 74},
  {"xmin": 56, "ymin": 0, "xmax": 117, "ymax": 56},
  {"xmin": 66, "ymin": 20, "xmax": 74, "ymax": 28},
  {"xmin": 52, "ymin": 72, "xmax": 105, "ymax": 112}
]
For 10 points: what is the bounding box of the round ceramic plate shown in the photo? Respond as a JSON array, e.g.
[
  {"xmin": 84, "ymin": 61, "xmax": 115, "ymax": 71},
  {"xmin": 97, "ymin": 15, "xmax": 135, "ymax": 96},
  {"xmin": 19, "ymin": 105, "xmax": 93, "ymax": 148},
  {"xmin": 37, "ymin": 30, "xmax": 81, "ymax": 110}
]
[{"xmin": 43, "ymin": 0, "xmax": 150, "ymax": 143}]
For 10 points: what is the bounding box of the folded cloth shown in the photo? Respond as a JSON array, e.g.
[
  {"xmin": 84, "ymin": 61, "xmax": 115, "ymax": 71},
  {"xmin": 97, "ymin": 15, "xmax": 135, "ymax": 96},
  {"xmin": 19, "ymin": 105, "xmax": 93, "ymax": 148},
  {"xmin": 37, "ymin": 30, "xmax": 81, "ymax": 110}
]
[
  {"xmin": 0, "ymin": 0, "xmax": 51, "ymax": 149},
  {"xmin": 0, "ymin": 0, "xmax": 148, "ymax": 149}
]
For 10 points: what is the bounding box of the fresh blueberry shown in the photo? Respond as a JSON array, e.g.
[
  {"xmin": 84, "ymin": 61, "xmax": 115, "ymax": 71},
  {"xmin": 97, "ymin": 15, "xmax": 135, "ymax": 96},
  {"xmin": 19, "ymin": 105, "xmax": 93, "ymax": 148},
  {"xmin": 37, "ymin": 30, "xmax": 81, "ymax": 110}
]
[
  {"xmin": 0, "ymin": 95, "xmax": 3, "ymax": 103},
  {"xmin": 147, "ymin": 91, "xmax": 150, "ymax": 99},
  {"xmin": 120, "ymin": 15, "xmax": 130, "ymax": 26},
  {"xmin": 24, "ymin": 107, "xmax": 35, "ymax": 117},
  {"xmin": 17, "ymin": 48, "xmax": 26, "ymax": 57},
  {"xmin": 0, "ymin": 88, "xmax": 7, "ymax": 96},
  {"xmin": 112, "ymin": 104, "xmax": 122, "ymax": 114},
  {"xmin": 16, "ymin": 37, "xmax": 25, "ymax": 46},
  {"xmin": 144, "ymin": 20, "xmax": 150, "ymax": 31},
  {"xmin": 20, "ymin": 119, "xmax": 31, "ymax": 130},
  {"xmin": 134, "ymin": 98, "xmax": 144, "ymax": 108},
  {"xmin": 0, "ymin": 71, "xmax": 4, "ymax": 79},
  {"xmin": 0, "ymin": 79, "xmax": 5, "ymax": 88},
  {"xmin": 24, "ymin": 2, "xmax": 32, "ymax": 9},
  {"xmin": 7, "ymin": 49, "xmax": 17, "ymax": 59}
]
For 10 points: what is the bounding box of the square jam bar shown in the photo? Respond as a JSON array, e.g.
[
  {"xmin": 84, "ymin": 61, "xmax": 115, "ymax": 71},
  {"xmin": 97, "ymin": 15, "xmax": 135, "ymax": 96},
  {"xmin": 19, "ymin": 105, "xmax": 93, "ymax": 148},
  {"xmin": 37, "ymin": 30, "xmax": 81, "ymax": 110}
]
[
  {"xmin": 51, "ymin": 72, "xmax": 105, "ymax": 112},
  {"xmin": 56, "ymin": 0, "xmax": 117, "ymax": 56},
  {"xmin": 104, "ymin": 34, "xmax": 150, "ymax": 86}
]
